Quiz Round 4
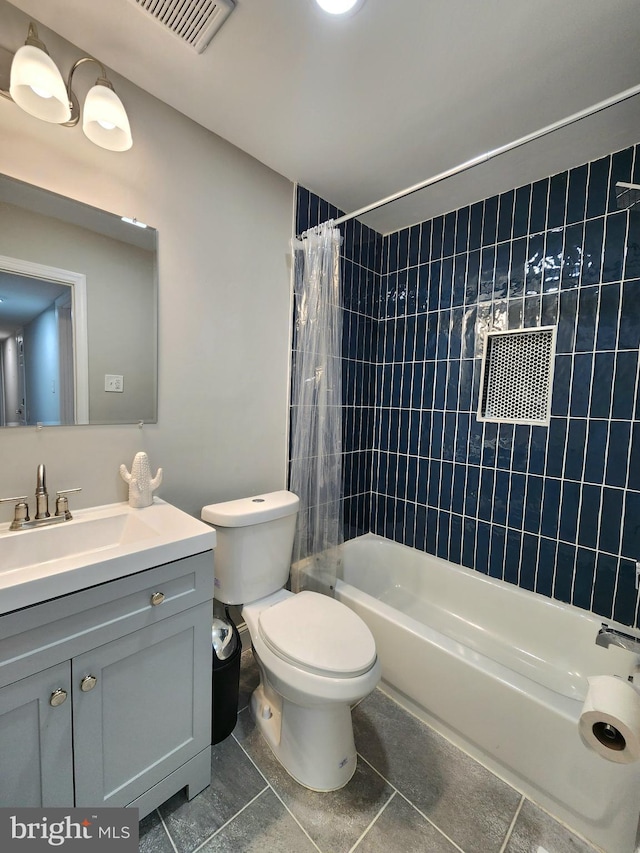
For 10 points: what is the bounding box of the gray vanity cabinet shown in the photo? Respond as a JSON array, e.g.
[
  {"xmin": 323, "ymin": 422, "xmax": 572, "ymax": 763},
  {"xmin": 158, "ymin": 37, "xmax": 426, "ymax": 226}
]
[
  {"xmin": 0, "ymin": 661, "xmax": 74, "ymax": 807},
  {"xmin": 0, "ymin": 551, "xmax": 214, "ymax": 817},
  {"xmin": 73, "ymin": 605, "xmax": 211, "ymax": 808}
]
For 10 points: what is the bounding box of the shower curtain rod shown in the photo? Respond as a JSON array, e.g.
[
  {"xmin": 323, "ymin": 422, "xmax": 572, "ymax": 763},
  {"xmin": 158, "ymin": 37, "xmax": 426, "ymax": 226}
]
[{"xmin": 314, "ymin": 82, "xmax": 640, "ymax": 233}]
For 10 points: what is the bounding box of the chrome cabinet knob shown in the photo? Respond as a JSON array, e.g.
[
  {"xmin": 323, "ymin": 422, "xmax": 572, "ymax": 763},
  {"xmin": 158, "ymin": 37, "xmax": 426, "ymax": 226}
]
[
  {"xmin": 49, "ymin": 688, "xmax": 68, "ymax": 707},
  {"xmin": 150, "ymin": 591, "xmax": 165, "ymax": 606},
  {"xmin": 80, "ymin": 675, "xmax": 97, "ymax": 692}
]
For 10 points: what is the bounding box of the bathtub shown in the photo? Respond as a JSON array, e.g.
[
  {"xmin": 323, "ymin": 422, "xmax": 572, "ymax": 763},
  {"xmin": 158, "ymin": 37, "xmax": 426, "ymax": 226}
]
[{"xmin": 336, "ymin": 533, "xmax": 640, "ymax": 853}]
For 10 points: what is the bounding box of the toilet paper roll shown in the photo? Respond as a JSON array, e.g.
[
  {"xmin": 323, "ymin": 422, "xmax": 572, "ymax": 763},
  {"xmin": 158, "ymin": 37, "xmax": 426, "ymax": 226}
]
[{"xmin": 579, "ymin": 675, "xmax": 640, "ymax": 764}]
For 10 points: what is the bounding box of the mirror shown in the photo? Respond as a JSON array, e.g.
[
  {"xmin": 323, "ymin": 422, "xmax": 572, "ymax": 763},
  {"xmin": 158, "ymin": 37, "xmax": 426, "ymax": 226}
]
[{"xmin": 0, "ymin": 174, "xmax": 157, "ymax": 426}]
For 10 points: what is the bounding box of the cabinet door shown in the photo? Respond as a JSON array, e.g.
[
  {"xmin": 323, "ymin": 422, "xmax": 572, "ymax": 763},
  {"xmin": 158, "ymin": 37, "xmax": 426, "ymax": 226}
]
[
  {"xmin": 0, "ymin": 661, "xmax": 74, "ymax": 807},
  {"xmin": 72, "ymin": 603, "xmax": 212, "ymax": 808}
]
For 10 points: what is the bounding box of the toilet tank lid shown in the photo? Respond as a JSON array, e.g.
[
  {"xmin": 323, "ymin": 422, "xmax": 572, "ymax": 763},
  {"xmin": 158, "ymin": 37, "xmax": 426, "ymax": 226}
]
[{"xmin": 201, "ymin": 490, "xmax": 299, "ymax": 528}]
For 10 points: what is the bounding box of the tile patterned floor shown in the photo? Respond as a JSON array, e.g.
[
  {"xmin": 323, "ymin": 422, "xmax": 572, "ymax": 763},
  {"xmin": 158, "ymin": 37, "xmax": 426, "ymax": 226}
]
[{"xmin": 140, "ymin": 650, "xmax": 602, "ymax": 853}]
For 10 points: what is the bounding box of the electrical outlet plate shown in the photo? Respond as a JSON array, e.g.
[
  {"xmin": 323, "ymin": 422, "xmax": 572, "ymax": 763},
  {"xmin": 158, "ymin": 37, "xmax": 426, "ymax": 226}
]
[{"xmin": 105, "ymin": 374, "xmax": 124, "ymax": 393}]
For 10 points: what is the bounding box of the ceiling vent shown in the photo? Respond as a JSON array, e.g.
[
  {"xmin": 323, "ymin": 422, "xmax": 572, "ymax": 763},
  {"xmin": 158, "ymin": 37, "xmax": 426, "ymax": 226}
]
[{"xmin": 131, "ymin": 0, "xmax": 235, "ymax": 54}]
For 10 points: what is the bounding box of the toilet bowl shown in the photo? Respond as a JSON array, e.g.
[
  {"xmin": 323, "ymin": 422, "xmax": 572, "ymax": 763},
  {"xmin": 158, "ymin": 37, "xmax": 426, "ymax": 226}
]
[
  {"xmin": 201, "ymin": 491, "xmax": 381, "ymax": 791},
  {"xmin": 243, "ymin": 588, "xmax": 381, "ymax": 790}
]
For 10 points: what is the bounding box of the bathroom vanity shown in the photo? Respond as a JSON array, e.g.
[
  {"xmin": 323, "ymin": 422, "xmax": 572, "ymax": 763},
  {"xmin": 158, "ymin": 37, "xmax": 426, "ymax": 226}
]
[{"xmin": 0, "ymin": 499, "xmax": 216, "ymax": 818}]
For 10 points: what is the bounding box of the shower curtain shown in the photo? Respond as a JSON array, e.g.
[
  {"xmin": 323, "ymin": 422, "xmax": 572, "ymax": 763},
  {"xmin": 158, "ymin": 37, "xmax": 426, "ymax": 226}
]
[{"xmin": 289, "ymin": 221, "xmax": 343, "ymax": 596}]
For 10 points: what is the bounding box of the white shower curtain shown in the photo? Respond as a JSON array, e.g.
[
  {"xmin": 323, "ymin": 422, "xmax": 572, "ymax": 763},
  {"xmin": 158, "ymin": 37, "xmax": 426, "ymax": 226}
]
[{"xmin": 290, "ymin": 221, "xmax": 343, "ymax": 596}]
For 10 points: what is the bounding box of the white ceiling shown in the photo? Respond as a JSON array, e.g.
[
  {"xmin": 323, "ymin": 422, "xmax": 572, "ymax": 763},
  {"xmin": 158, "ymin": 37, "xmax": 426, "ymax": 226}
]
[
  {"xmin": 0, "ymin": 173, "xmax": 157, "ymax": 250},
  {"xmin": 6, "ymin": 0, "xmax": 640, "ymax": 233}
]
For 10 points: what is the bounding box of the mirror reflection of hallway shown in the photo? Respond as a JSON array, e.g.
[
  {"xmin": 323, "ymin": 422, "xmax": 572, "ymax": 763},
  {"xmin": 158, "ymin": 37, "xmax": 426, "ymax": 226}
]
[
  {"xmin": 0, "ymin": 172, "xmax": 157, "ymax": 426},
  {"xmin": 0, "ymin": 265, "xmax": 85, "ymax": 426}
]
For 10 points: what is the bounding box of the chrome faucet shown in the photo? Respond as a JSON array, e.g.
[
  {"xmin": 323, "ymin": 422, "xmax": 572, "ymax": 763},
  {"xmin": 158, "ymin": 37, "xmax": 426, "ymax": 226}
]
[
  {"xmin": 596, "ymin": 624, "xmax": 640, "ymax": 654},
  {"xmin": 35, "ymin": 463, "xmax": 50, "ymax": 520},
  {"xmin": 0, "ymin": 465, "xmax": 81, "ymax": 530}
]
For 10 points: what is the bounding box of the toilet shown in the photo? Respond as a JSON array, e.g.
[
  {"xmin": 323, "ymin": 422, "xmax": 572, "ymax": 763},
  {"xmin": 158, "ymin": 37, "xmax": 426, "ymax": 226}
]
[{"xmin": 201, "ymin": 490, "xmax": 381, "ymax": 791}]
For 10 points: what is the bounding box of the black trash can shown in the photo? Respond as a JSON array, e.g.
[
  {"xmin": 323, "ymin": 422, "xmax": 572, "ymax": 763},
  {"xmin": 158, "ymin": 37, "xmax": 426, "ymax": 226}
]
[{"xmin": 212, "ymin": 616, "xmax": 241, "ymax": 744}]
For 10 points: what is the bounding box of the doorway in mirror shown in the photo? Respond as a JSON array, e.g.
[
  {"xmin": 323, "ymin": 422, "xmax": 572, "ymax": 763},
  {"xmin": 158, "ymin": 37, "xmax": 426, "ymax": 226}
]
[{"xmin": 0, "ymin": 256, "xmax": 88, "ymax": 427}]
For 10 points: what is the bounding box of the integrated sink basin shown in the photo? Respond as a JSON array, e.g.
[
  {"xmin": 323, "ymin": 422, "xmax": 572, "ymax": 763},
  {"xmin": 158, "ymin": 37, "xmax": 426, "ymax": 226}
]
[{"xmin": 0, "ymin": 498, "xmax": 216, "ymax": 614}]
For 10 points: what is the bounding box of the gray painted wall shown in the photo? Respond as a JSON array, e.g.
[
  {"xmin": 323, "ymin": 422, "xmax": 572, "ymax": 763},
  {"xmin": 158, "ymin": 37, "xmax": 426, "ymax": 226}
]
[{"xmin": 0, "ymin": 1, "xmax": 294, "ymax": 518}]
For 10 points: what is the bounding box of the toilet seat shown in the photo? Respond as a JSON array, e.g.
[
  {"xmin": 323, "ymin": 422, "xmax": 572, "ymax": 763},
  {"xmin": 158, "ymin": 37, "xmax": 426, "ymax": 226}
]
[{"xmin": 258, "ymin": 591, "xmax": 377, "ymax": 678}]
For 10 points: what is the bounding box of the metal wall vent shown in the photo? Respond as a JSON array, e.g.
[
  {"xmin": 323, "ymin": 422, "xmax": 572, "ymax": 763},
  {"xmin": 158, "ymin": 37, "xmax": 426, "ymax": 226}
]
[
  {"xmin": 131, "ymin": 0, "xmax": 235, "ymax": 53},
  {"xmin": 478, "ymin": 327, "xmax": 557, "ymax": 426}
]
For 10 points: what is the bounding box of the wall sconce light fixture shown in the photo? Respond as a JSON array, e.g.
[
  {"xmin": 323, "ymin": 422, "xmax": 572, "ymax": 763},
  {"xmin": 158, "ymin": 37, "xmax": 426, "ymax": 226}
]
[
  {"xmin": 314, "ymin": 0, "xmax": 366, "ymax": 15},
  {"xmin": 0, "ymin": 22, "xmax": 132, "ymax": 152}
]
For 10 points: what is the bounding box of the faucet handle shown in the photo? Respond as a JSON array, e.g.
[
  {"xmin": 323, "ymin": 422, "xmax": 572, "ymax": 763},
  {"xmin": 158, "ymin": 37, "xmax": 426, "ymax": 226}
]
[
  {"xmin": 0, "ymin": 496, "xmax": 30, "ymax": 529},
  {"xmin": 55, "ymin": 488, "xmax": 82, "ymax": 520}
]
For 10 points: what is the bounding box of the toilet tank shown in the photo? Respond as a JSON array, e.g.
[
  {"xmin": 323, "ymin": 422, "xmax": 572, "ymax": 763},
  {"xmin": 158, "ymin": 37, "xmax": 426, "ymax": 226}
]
[{"xmin": 201, "ymin": 491, "xmax": 299, "ymax": 605}]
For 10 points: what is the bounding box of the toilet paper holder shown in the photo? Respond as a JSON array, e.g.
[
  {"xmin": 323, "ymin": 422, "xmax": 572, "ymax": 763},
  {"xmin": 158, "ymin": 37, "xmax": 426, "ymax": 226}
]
[
  {"xmin": 579, "ymin": 673, "xmax": 640, "ymax": 764},
  {"xmin": 595, "ymin": 623, "xmax": 640, "ymax": 656}
]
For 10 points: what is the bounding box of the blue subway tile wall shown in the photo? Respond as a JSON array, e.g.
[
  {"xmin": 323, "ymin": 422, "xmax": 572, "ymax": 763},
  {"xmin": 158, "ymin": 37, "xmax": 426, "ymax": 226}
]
[{"xmin": 295, "ymin": 142, "xmax": 640, "ymax": 629}]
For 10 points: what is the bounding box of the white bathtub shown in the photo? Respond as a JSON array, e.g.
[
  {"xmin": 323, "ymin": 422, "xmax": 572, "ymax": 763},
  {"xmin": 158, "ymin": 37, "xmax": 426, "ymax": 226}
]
[{"xmin": 336, "ymin": 533, "xmax": 640, "ymax": 853}]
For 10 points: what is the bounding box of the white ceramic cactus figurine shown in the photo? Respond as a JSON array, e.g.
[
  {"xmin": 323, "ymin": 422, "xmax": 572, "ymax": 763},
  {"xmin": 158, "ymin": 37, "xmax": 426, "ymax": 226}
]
[{"xmin": 120, "ymin": 452, "xmax": 163, "ymax": 508}]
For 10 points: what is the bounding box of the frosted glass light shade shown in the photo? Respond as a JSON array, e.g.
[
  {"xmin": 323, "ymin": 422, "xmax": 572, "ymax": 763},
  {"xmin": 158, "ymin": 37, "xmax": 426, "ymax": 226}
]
[
  {"xmin": 315, "ymin": 0, "xmax": 364, "ymax": 14},
  {"xmin": 82, "ymin": 84, "xmax": 132, "ymax": 152},
  {"xmin": 9, "ymin": 44, "xmax": 71, "ymax": 123}
]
